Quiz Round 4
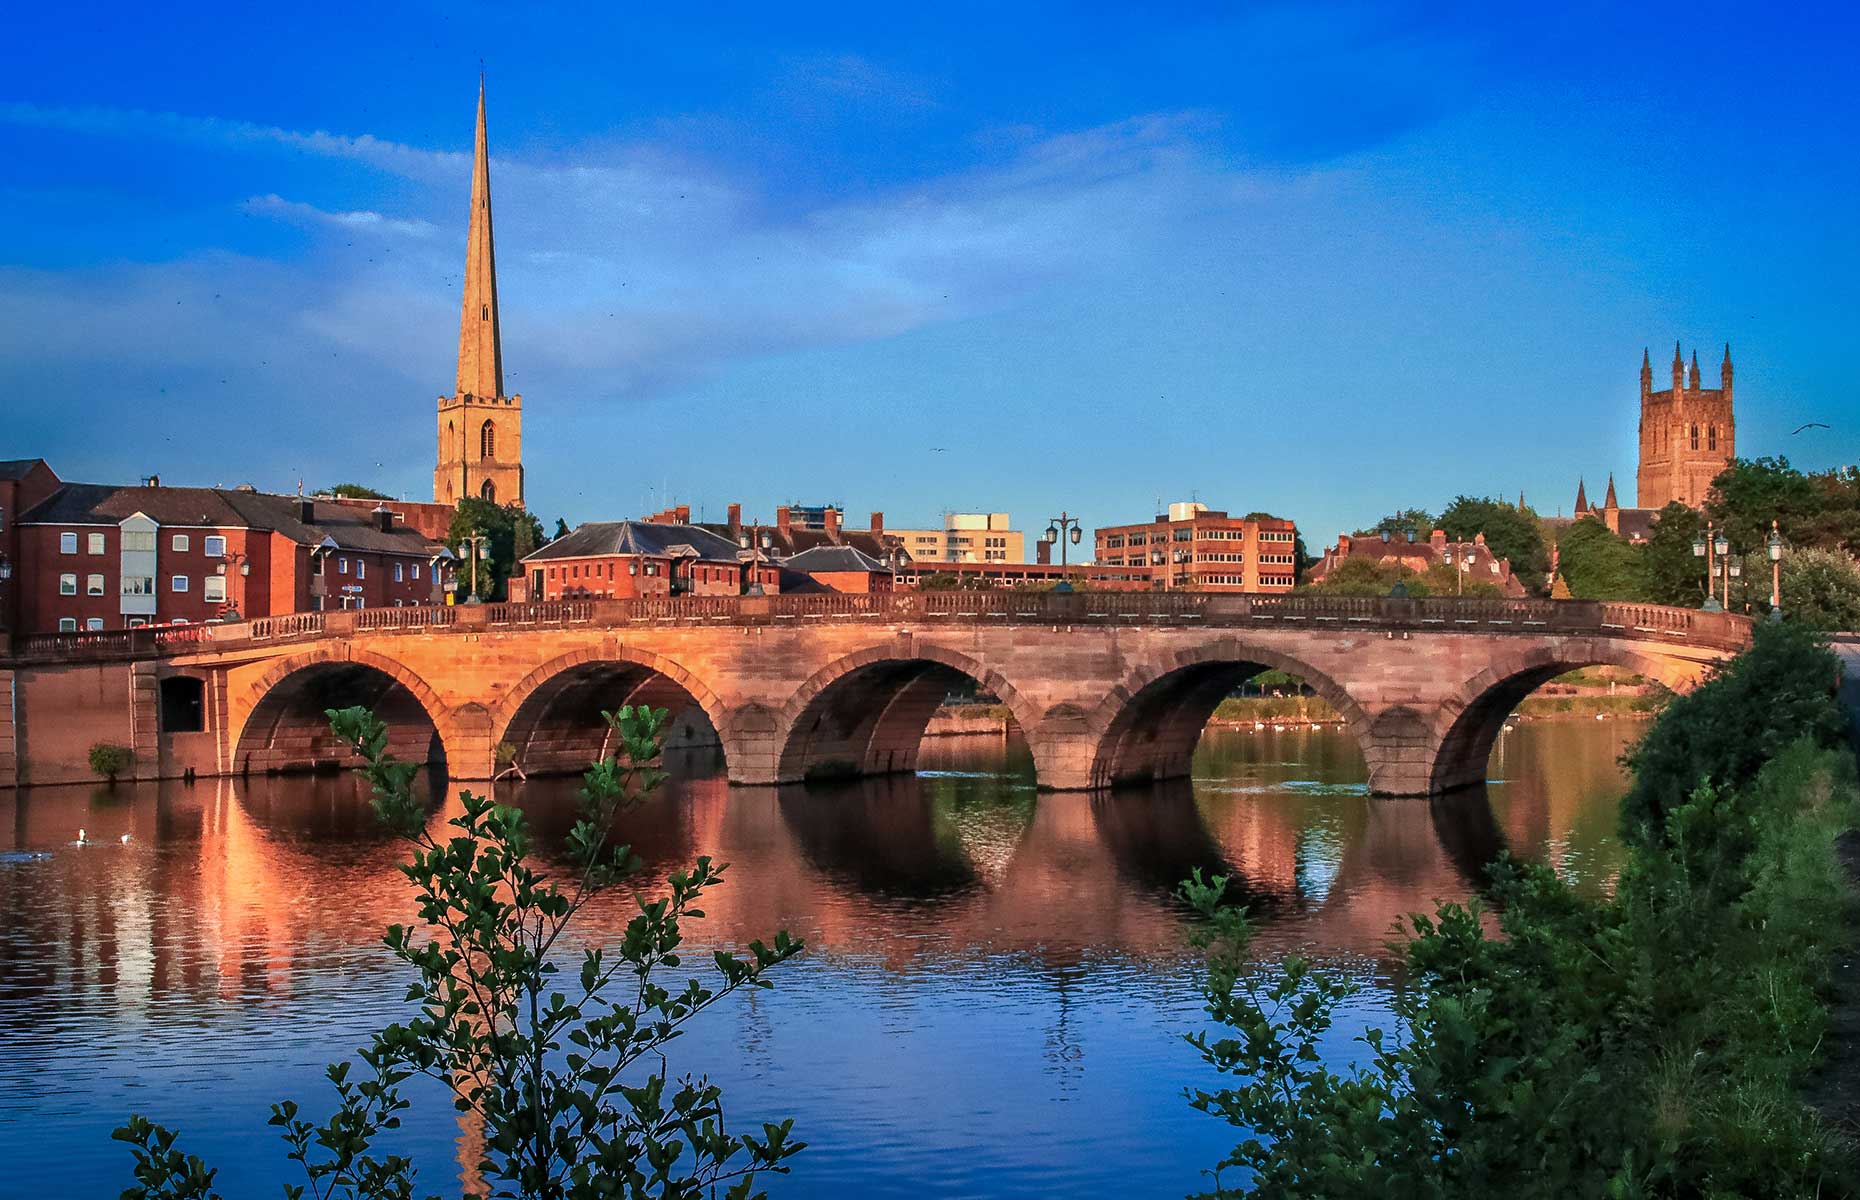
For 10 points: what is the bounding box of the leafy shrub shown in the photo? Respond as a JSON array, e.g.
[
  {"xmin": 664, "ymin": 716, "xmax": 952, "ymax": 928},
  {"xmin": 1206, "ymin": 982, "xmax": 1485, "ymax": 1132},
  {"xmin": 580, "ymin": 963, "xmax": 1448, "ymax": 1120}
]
[
  {"xmin": 88, "ymin": 742, "xmax": 131, "ymax": 781},
  {"xmin": 115, "ymin": 704, "xmax": 804, "ymax": 1199}
]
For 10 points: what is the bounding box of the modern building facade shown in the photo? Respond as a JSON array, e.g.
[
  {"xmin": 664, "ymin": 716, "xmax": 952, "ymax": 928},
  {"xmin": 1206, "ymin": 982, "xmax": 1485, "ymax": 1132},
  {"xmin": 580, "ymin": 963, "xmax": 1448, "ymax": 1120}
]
[
  {"xmin": 7, "ymin": 474, "xmax": 450, "ymax": 633},
  {"xmin": 434, "ymin": 80, "xmax": 525, "ymax": 509},
  {"xmin": 1093, "ymin": 503, "xmax": 1297, "ymax": 592},
  {"xmin": 885, "ymin": 513, "xmax": 1024, "ymax": 564}
]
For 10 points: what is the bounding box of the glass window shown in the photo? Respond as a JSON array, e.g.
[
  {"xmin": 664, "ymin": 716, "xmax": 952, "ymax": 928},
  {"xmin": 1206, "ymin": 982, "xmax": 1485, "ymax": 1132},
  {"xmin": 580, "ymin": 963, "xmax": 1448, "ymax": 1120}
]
[
  {"xmin": 203, "ymin": 576, "xmax": 227, "ymax": 603},
  {"xmin": 121, "ymin": 577, "xmax": 154, "ymax": 596},
  {"xmin": 339, "ymin": 558, "xmax": 349, "ymax": 575},
  {"xmin": 412, "ymin": 563, "xmax": 421, "ymax": 580},
  {"xmin": 60, "ymin": 532, "xmax": 77, "ymax": 554},
  {"xmin": 394, "ymin": 561, "xmax": 404, "ymax": 582},
  {"xmin": 85, "ymin": 617, "xmax": 105, "ymax": 631},
  {"xmin": 59, "ymin": 573, "xmax": 77, "ymax": 595},
  {"xmin": 172, "ymin": 534, "xmax": 189, "ymax": 552},
  {"xmin": 88, "ymin": 532, "xmax": 106, "ymax": 554},
  {"xmin": 357, "ymin": 560, "xmax": 365, "ymax": 580},
  {"xmin": 123, "ymin": 529, "xmax": 155, "ymax": 552},
  {"xmin": 87, "ymin": 574, "xmax": 104, "ymax": 596},
  {"xmin": 204, "ymin": 535, "xmax": 226, "ymax": 557},
  {"xmin": 171, "ymin": 575, "xmax": 189, "ymax": 593},
  {"xmin": 58, "ymin": 618, "xmax": 77, "ymax": 632}
]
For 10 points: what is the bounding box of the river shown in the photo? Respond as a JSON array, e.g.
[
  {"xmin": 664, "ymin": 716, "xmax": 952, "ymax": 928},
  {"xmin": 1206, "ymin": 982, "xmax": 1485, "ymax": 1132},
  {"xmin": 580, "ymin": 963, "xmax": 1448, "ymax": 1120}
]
[{"xmin": 0, "ymin": 719, "xmax": 1643, "ymax": 1198}]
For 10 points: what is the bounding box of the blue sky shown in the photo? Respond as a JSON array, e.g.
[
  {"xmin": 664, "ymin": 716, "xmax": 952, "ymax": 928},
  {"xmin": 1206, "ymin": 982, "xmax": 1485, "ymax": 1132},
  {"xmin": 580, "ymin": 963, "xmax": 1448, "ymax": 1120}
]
[{"xmin": 3, "ymin": 2, "xmax": 1857, "ymax": 542}]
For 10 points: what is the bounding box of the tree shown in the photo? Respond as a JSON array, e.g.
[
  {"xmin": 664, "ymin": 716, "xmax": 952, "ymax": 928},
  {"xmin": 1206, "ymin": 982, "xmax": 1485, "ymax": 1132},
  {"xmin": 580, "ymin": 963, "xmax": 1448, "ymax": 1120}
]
[
  {"xmin": 1703, "ymin": 457, "xmax": 1824, "ymax": 552},
  {"xmin": 1355, "ymin": 508, "xmax": 1435, "ymax": 539},
  {"xmin": 1804, "ymin": 467, "xmax": 1860, "ymax": 556},
  {"xmin": 449, "ymin": 498, "xmax": 547, "ymax": 601},
  {"xmin": 1779, "ymin": 547, "xmax": 1860, "ymax": 632},
  {"xmin": 1640, "ymin": 502, "xmax": 1705, "ymax": 606},
  {"xmin": 1438, "ymin": 496, "xmax": 1548, "ymax": 594},
  {"xmin": 553, "ymin": 517, "xmax": 572, "ymax": 543},
  {"xmin": 321, "ymin": 483, "xmax": 396, "ymax": 501},
  {"xmin": 116, "ymin": 704, "xmax": 804, "ymax": 1199},
  {"xmin": 1554, "ymin": 517, "xmax": 1648, "ymax": 601},
  {"xmin": 1301, "ymin": 557, "xmax": 1408, "ymax": 596}
]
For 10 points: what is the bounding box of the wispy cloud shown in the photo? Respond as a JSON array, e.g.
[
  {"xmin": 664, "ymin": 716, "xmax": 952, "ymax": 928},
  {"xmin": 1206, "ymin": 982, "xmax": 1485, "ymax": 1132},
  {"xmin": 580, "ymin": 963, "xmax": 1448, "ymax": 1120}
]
[{"xmin": 243, "ymin": 194, "xmax": 440, "ymax": 239}]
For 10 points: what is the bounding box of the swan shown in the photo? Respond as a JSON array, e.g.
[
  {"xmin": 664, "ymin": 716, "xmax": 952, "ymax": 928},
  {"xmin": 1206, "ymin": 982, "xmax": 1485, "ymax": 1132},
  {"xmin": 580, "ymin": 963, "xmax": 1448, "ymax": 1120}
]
[
  {"xmin": 76, "ymin": 829, "xmax": 89, "ymax": 846},
  {"xmin": 120, "ymin": 833, "xmax": 132, "ymax": 845}
]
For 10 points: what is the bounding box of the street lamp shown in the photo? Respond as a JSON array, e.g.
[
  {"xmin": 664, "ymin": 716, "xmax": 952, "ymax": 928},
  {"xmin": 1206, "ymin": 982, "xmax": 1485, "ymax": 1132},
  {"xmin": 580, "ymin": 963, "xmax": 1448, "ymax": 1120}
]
[
  {"xmin": 1767, "ymin": 521, "xmax": 1785, "ymax": 623},
  {"xmin": 1713, "ymin": 529, "xmax": 1731, "ymax": 611},
  {"xmin": 738, "ymin": 524, "xmax": 773, "ymax": 596},
  {"xmin": 218, "ymin": 554, "xmax": 254, "ymax": 621},
  {"xmin": 1692, "ymin": 523, "xmax": 1721, "ymax": 612},
  {"xmin": 1043, "ymin": 513, "xmax": 1084, "ymax": 593},
  {"xmin": 460, "ymin": 534, "xmax": 492, "ymax": 603}
]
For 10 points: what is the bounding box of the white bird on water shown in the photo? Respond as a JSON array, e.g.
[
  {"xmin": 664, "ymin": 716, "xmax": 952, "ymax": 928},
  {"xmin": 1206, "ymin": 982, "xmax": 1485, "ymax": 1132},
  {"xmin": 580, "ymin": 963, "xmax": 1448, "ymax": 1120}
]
[
  {"xmin": 75, "ymin": 829, "xmax": 89, "ymax": 845},
  {"xmin": 120, "ymin": 833, "xmax": 132, "ymax": 844}
]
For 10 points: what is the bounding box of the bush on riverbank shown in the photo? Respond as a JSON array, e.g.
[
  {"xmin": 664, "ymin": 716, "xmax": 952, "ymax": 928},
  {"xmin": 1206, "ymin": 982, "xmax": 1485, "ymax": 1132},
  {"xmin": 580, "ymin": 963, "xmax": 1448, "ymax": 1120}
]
[
  {"xmin": 1185, "ymin": 623, "xmax": 1859, "ymax": 1198},
  {"xmin": 115, "ymin": 705, "xmax": 803, "ymax": 1199}
]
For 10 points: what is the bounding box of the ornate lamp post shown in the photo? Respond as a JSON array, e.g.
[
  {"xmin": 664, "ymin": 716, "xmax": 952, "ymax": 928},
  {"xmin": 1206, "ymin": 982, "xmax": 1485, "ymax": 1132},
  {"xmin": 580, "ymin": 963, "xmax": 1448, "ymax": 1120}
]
[
  {"xmin": 1043, "ymin": 513, "xmax": 1083, "ymax": 593},
  {"xmin": 1713, "ymin": 528, "xmax": 1730, "ymax": 611},
  {"xmin": 460, "ymin": 534, "xmax": 492, "ymax": 604},
  {"xmin": 1692, "ymin": 523, "xmax": 1722, "ymax": 612},
  {"xmin": 738, "ymin": 523, "xmax": 774, "ymax": 596},
  {"xmin": 218, "ymin": 553, "xmax": 254, "ymax": 621},
  {"xmin": 1770, "ymin": 520, "xmax": 1785, "ymax": 621}
]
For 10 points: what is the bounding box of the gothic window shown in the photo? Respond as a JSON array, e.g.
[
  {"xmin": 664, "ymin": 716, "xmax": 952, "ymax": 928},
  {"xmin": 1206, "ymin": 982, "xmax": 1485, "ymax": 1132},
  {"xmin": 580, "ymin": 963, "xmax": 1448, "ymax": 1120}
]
[
  {"xmin": 1690, "ymin": 424, "xmax": 1699, "ymax": 450},
  {"xmin": 480, "ymin": 479, "xmax": 497, "ymax": 504},
  {"xmin": 480, "ymin": 419, "xmax": 496, "ymax": 460},
  {"xmin": 482, "ymin": 305, "xmax": 489, "ymax": 321},
  {"xmin": 1708, "ymin": 425, "xmax": 1718, "ymax": 451}
]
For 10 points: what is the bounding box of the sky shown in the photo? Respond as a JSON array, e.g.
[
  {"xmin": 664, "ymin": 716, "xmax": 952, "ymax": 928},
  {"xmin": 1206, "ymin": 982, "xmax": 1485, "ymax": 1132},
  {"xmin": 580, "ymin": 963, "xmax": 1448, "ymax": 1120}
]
[{"xmin": 3, "ymin": 1, "xmax": 1858, "ymax": 543}]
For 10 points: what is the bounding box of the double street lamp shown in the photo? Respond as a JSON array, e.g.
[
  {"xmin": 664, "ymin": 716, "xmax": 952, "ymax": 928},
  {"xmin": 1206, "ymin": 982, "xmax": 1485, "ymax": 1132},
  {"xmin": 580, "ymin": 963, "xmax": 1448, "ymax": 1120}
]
[
  {"xmin": 1691, "ymin": 524, "xmax": 1728, "ymax": 612},
  {"xmin": 738, "ymin": 524, "xmax": 773, "ymax": 597},
  {"xmin": 1043, "ymin": 513, "xmax": 1083, "ymax": 593},
  {"xmin": 1692, "ymin": 520, "xmax": 1788, "ymax": 618},
  {"xmin": 217, "ymin": 553, "xmax": 254, "ymax": 621},
  {"xmin": 459, "ymin": 534, "xmax": 493, "ymax": 604}
]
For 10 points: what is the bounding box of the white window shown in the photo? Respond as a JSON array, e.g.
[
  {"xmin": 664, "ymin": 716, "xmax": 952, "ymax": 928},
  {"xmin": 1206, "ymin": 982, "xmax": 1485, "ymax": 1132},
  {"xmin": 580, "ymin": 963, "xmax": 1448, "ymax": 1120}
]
[
  {"xmin": 87, "ymin": 574, "xmax": 104, "ymax": 596},
  {"xmin": 204, "ymin": 535, "xmax": 226, "ymax": 557},
  {"xmin": 88, "ymin": 532, "xmax": 106, "ymax": 554},
  {"xmin": 412, "ymin": 563, "xmax": 422, "ymax": 580},
  {"xmin": 60, "ymin": 532, "xmax": 77, "ymax": 554},
  {"xmin": 339, "ymin": 558, "xmax": 349, "ymax": 575},
  {"xmin": 85, "ymin": 617, "xmax": 104, "ymax": 631},
  {"xmin": 203, "ymin": 576, "xmax": 227, "ymax": 603},
  {"xmin": 59, "ymin": 573, "xmax": 76, "ymax": 595},
  {"xmin": 393, "ymin": 561, "xmax": 404, "ymax": 582},
  {"xmin": 172, "ymin": 534, "xmax": 189, "ymax": 552},
  {"xmin": 57, "ymin": 618, "xmax": 77, "ymax": 632},
  {"xmin": 356, "ymin": 559, "xmax": 365, "ymax": 580},
  {"xmin": 171, "ymin": 575, "xmax": 189, "ymax": 593},
  {"xmin": 122, "ymin": 529, "xmax": 155, "ymax": 552}
]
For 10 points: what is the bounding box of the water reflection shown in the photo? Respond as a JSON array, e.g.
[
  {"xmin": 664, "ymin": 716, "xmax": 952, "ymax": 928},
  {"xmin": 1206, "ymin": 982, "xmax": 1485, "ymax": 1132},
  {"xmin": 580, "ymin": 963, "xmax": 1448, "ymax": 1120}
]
[{"xmin": 0, "ymin": 720, "xmax": 1640, "ymax": 1198}]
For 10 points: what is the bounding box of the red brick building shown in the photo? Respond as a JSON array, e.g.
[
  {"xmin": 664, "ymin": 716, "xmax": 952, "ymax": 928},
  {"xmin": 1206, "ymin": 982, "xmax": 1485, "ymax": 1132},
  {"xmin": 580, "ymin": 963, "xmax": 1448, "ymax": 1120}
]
[
  {"xmin": 1307, "ymin": 528, "xmax": 1529, "ymax": 597},
  {"xmin": 9, "ymin": 479, "xmax": 451, "ymax": 633},
  {"xmin": 893, "ymin": 559, "xmax": 1151, "ymax": 590},
  {"xmin": 782, "ymin": 546, "xmax": 895, "ymax": 593},
  {"xmin": 1093, "ymin": 504, "xmax": 1298, "ymax": 592},
  {"xmin": 521, "ymin": 520, "xmax": 776, "ymax": 601}
]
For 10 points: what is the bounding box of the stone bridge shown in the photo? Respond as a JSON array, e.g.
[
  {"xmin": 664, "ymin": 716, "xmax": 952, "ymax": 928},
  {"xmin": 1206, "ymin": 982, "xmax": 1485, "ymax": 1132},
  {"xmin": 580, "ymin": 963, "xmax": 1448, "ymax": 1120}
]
[{"xmin": 0, "ymin": 592, "xmax": 1750, "ymax": 796}]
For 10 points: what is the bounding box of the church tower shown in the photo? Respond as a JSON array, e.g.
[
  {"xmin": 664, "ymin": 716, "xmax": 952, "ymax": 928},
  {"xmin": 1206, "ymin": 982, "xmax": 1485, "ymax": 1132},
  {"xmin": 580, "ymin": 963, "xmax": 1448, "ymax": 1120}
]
[
  {"xmin": 435, "ymin": 78, "xmax": 525, "ymax": 509},
  {"xmin": 1634, "ymin": 341, "xmax": 1733, "ymax": 510}
]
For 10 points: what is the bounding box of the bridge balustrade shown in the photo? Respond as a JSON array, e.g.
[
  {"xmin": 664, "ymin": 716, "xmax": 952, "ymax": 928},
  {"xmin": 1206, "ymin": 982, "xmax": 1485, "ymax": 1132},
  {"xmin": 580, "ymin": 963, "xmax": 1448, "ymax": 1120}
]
[{"xmin": 1, "ymin": 591, "xmax": 1755, "ymax": 663}]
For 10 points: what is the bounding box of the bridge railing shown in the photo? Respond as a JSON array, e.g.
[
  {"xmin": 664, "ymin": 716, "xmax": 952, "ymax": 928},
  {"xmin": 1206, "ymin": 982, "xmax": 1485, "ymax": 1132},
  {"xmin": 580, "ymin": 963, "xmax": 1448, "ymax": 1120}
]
[{"xmin": 3, "ymin": 591, "xmax": 1754, "ymax": 663}]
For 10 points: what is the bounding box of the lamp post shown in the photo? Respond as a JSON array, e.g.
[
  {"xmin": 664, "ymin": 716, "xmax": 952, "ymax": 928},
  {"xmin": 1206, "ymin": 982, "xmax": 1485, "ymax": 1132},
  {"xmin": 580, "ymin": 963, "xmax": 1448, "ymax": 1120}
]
[
  {"xmin": 1043, "ymin": 513, "xmax": 1083, "ymax": 593},
  {"xmin": 460, "ymin": 534, "xmax": 492, "ymax": 604},
  {"xmin": 1713, "ymin": 528, "xmax": 1730, "ymax": 611},
  {"xmin": 1174, "ymin": 546, "xmax": 1191, "ymax": 589},
  {"xmin": 1441, "ymin": 547, "xmax": 1465, "ymax": 596},
  {"xmin": 218, "ymin": 553, "xmax": 254, "ymax": 621},
  {"xmin": 1765, "ymin": 520, "xmax": 1784, "ymax": 623},
  {"xmin": 738, "ymin": 523, "xmax": 773, "ymax": 596},
  {"xmin": 1691, "ymin": 523, "xmax": 1722, "ymax": 612}
]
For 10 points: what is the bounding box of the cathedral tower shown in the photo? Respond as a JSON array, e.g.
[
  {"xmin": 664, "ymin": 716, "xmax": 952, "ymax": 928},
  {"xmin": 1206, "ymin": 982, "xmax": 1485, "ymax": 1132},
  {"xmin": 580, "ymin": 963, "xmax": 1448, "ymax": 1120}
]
[
  {"xmin": 435, "ymin": 78, "xmax": 525, "ymax": 509},
  {"xmin": 1634, "ymin": 341, "xmax": 1733, "ymax": 509}
]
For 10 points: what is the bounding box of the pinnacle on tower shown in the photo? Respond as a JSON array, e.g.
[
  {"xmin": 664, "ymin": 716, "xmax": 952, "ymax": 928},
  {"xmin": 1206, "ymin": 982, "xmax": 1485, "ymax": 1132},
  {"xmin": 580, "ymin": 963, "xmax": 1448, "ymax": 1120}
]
[
  {"xmin": 1575, "ymin": 477, "xmax": 1589, "ymax": 514},
  {"xmin": 1671, "ymin": 341, "xmax": 1685, "ymax": 391},
  {"xmin": 1721, "ymin": 343, "xmax": 1734, "ymax": 394},
  {"xmin": 456, "ymin": 76, "xmax": 504, "ymax": 401},
  {"xmin": 1688, "ymin": 349, "xmax": 1701, "ymax": 389},
  {"xmin": 1603, "ymin": 473, "xmax": 1618, "ymax": 510}
]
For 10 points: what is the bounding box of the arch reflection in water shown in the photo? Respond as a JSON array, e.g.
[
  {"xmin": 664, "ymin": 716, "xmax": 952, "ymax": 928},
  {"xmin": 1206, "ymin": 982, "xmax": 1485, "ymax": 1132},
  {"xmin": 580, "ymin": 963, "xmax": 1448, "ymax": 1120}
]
[{"xmin": 0, "ymin": 721, "xmax": 1638, "ymax": 1200}]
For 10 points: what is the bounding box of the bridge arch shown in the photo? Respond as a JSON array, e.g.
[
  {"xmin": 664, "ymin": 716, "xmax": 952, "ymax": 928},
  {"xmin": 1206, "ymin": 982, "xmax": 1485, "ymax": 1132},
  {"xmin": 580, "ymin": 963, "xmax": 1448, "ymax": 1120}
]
[
  {"xmin": 1081, "ymin": 640, "xmax": 1373, "ymax": 790},
  {"xmin": 233, "ymin": 647, "xmax": 453, "ymax": 775},
  {"xmin": 772, "ymin": 644, "xmax": 1046, "ymax": 784},
  {"xmin": 1427, "ymin": 638, "xmax": 1706, "ymax": 794},
  {"xmin": 494, "ymin": 646, "xmax": 733, "ymax": 777}
]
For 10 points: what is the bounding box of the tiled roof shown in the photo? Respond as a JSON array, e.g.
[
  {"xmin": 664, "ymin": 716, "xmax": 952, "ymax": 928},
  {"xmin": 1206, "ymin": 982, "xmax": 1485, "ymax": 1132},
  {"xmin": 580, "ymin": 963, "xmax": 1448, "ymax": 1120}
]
[
  {"xmin": 0, "ymin": 458, "xmax": 51, "ymax": 482},
  {"xmin": 525, "ymin": 521, "xmax": 746, "ymax": 564},
  {"xmin": 784, "ymin": 545, "xmax": 891, "ymax": 574},
  {"xmin": 18, "ymin": 484, "xmax": 443, "ymax": 555}
]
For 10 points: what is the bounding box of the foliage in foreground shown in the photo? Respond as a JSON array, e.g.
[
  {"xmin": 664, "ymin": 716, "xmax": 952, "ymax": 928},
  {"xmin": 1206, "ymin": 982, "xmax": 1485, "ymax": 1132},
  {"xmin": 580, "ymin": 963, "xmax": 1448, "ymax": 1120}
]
[
  {"xmin": 115, "ymin": 704, "xmax": 803, "ymax": 1200},
  {"xmin": 88, "ymin": 741, "xmax": 132, "ymax": 781},
  {"xmin": 1185, "ymin": 625, "xmax": 1859, "ymax": 1198}
]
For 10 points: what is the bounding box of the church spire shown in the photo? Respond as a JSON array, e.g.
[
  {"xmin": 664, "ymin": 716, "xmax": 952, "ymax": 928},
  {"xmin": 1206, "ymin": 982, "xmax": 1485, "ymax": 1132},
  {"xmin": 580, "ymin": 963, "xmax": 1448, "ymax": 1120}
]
[
  {"xmin": 1603, "ymin": 473, "xmax": 1618, "ymax": 510},
  {"xmin": 1575, "ymin": 477, "xmax": 1589, "ymax": 513},
  {"xmin": 456, "ymin": 75, "xmax": 504, "ymax": 400}
]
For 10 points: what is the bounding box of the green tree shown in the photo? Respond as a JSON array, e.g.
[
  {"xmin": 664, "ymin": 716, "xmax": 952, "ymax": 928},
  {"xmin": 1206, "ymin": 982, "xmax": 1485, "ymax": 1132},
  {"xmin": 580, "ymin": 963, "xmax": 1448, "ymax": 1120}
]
[
  {"xmin": 1355, "ymin": 508, "xmax": 1435, "ymax": 540},
  {"xmin": 116, "ymin": 704, "xmax": 803, "ymax": 1199},
  {"xmin": 1554, "ymin": 517, "xmax": 1648, "ymax": 600},
  {"xmin": 1301, "ymin": 557, "xmax": 1411, "ymax": 596},
  {"xmin": 321, "ymin": 483, "xmax": 396, "ymax": 501},
  {"xmin": 1703, "ymin": 456, "xmax": 1824, "ymax": 552},
  {"xmin": 1438, "ymin": 496, "xmax": 1548, "ymax": 594},
  {"xmin": 1640, "ymin": 502, "xmax": 1705, "ymax": 606},
  {"xmin": 449, "ymin": 498, "xmax": 548, "ymax": 601},
  {"xmin": 553, "ymin": 517, "xmax": 572, "ymax": 542},
  {"xmin": 1804, "ymin": 467, "xmax": 1860, "ymax": 556},
  {"xmin": 1779, "ymin": 546, "xmax": 1860, "ymax": 632}
]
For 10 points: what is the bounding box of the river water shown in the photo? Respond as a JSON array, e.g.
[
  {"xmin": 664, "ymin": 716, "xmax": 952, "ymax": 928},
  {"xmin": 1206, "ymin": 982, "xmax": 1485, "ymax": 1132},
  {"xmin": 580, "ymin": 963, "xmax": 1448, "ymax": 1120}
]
[{"xmin": 0, "ymin": 720, "xmax": 1642, "ymax": 1198}]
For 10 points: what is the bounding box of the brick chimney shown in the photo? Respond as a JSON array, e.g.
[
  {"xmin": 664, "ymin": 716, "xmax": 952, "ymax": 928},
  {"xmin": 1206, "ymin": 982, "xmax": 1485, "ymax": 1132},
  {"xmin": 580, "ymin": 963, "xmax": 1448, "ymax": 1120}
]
[
  {"xmin": 298, "ymin": 497, "xmax": 316, "ymax": 524},
  {"xmin": 870, "ymin": 511, "xmax": 883, "ymax": 534},
  {"xmin": 776, "ymin": 506, "xmax": 792, "ymax": 536},
  {"xmin": 675, "ymin": 504, "xmax": 691, "ymax": 524},
  {"xmin": 372, "ymin": 504, "xmax": 394, "ymax": 533},
  {"xmin": 1035, "ymin": 539, "xmax": 1052, "ymax": 565},
  {"xmin": 727, "ymin": 503, "xmax": 742, "ymax": 532},
  {"xmin": 1429, "ymin": 528, "xmax": 1447, "ymax": 549},
  {"xmin": 824, "ymin": 508, "xmax": 842, "ymax": 540}
]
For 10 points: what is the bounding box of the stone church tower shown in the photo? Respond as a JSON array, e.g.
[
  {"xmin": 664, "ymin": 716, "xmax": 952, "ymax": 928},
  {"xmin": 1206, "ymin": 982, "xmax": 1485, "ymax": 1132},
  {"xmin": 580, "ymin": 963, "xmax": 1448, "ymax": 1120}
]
[
  {"xmin": 1635, "ymin": 342, "xmax": 1733, "ymax": 509},
  {"xmin": 435, "ymin": 79, "xmax": 525, "ymax": 509}
]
